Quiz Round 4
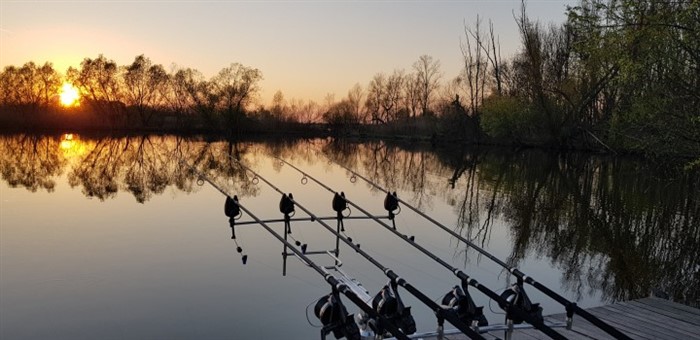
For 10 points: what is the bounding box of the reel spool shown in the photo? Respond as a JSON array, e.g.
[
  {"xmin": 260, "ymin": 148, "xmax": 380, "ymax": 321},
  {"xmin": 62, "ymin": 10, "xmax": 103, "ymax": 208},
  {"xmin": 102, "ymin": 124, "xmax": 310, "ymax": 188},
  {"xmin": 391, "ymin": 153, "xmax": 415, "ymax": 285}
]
[
  {"xmin": 372, "ymin": 284, "xmax": 417, "ymax": 336},
  {"xmin": 314, "ymin": 293, "xmax": 361, "ymax": 340},
  {"xmin": 442, "ymin": 284, "xmax": 488, "ymax": 327},
  {"xmin": 499, "ymin": 283, "xmax": 543, "ymax": 324}
]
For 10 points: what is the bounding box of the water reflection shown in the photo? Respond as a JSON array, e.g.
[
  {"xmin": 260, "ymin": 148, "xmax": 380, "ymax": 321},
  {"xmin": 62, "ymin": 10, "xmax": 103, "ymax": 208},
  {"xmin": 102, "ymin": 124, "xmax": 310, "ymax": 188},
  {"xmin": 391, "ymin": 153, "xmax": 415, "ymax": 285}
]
[
  {"xmin": 1, "ymin": 134, "xmax": 698, "ymax": 308},
  {"xmin": 1, "ymin": 134, "xmax": 264, "ymax": 203},
  {"xmin": 0, "ymin": 134, "xmax": 65, "ymax": 191}
]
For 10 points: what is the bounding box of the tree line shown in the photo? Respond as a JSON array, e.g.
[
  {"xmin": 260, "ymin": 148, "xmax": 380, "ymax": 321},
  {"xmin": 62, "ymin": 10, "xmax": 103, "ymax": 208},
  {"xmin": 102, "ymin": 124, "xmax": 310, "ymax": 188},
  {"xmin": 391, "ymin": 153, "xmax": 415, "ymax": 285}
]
[
  {"xmin": 1, "ymin": 0, "xmax": 698, "ymax": 162},
  {"xmin": 0, "ymin": 55, "xmax": 264, "ymax": 131}
]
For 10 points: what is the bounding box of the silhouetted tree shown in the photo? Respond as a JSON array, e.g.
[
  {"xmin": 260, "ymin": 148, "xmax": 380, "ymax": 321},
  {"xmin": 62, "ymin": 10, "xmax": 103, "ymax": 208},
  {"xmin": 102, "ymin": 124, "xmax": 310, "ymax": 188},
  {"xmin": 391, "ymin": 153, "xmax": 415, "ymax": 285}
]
[
  {"xmin": 211, "ymin": 63, "xmax": 263, "ymax": 131},
  {"xmin": 67, "ymin": 55, "xmax": 125, "ymax": 126},
  {"xmin": 413, "ymin": 55, "xmax": 442, "ymax": 116},
  {"xmin": 0, "ymin": 62, "xmax": 60, "ymax": 112},
  {"xmin": 123, "ymin": 55, "xmax": 169, "ymax": 126},
  {"xmin": 347, "ymin": 83, "xmax": 365, "ymax": 123}
]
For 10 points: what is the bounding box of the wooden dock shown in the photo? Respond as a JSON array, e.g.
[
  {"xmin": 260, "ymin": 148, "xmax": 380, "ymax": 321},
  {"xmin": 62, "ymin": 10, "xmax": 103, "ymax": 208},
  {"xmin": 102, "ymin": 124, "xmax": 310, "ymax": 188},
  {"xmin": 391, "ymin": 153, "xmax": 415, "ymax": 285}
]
[{"xmin": 414, "ymin": 297, "xmax": 700, "ymax": 339}]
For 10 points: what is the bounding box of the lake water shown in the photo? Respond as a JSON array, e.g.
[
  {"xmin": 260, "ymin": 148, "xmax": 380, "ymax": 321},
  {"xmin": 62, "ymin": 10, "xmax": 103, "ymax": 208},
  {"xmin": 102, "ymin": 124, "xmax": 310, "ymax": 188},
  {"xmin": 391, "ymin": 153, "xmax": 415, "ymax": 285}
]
[{"xmin": 1, "ymin": 134, "xmax": 698, "ymax": 339}]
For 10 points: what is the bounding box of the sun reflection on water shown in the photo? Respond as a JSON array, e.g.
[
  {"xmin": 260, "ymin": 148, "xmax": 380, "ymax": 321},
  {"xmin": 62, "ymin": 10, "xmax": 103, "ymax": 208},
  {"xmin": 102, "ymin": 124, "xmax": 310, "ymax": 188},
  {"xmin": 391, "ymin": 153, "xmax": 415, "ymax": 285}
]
[{"xmin": 59, "ymin": 133, "xmax": 88, "ymax": 160}]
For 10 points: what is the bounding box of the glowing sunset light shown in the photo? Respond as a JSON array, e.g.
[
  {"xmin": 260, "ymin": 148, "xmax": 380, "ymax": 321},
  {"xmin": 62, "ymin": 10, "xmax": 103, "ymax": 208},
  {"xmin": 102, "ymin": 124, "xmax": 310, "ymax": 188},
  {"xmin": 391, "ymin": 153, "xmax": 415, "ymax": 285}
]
[
  {"xmin": 59, "ymin": 82, "xmax": 80, "ymax": 107},
  {"xmin": 59, "ymin": 133, "xmax": 90, "ymax": 160}
]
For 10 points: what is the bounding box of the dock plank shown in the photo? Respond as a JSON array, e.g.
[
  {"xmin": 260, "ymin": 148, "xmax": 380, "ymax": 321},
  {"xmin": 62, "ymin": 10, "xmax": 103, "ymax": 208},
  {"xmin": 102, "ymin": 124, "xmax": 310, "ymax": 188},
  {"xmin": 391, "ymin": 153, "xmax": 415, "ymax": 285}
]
[
  {"xmin": 416, "ymin": 298, "xmax": 700, "ymax": 340},
  {"xmin": 585, "ymin": 307, "xmax": 657, "ymax": 339},
  {"xmin": 544, "ymin": 315, "xmax": 606, "ymax": 339},
  {"xmin": 593, "ymin": 305, "xmax": 684, "ymax": 340},
  {"xmin": 638, "ymin": 297, "xmax": 700, "ymax": 317},
  {"xmin": 608, "ymin": 301, "xmax": 700, "ymax": 337},
  {"xmin": 635, "ymin": 298, "xmax": 700, "ymax": 323},
  {"xmin": 628, "ymin": 300, "xmax": 700, "ymax": 326}
]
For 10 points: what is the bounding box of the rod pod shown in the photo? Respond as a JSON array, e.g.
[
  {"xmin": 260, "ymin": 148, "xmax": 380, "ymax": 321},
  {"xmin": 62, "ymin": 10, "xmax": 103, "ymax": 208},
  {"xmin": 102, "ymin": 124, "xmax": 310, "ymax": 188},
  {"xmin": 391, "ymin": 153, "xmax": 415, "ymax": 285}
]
[
  {"xmin": 182, "ymin": 162, "xmax": 410, "ymax": 340},
  {"xmin": 275, "ymin": 157, "xmax": 567, "ymax": 340},
  {"xmin": 226, "ymin": 155, "xmax": 485, "ymax": 339}
]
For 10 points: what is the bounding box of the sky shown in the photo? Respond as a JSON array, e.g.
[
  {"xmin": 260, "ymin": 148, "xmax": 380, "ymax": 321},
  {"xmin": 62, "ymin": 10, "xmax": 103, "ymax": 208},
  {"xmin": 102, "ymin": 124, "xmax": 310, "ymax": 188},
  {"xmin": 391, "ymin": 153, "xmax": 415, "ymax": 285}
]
[{"xmin": 1, "ymin": 0, "xmax": 575, "ymax": 105}]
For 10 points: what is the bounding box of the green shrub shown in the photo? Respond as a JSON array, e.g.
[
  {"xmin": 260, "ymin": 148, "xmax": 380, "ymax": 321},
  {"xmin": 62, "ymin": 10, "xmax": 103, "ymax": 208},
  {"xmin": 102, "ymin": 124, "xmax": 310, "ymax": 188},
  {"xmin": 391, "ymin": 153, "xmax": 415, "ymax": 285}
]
[{"xmin": 480, "ymin": 95, "xmax": 542, "ymax": 143}]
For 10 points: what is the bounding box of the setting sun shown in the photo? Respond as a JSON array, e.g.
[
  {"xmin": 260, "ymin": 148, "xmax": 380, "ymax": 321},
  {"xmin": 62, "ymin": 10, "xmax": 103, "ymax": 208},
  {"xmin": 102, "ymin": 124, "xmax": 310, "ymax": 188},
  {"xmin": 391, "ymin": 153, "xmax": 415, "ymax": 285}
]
[{"xmin": 59, "ymin": 82, "xmax": 80, "ymax": 107}]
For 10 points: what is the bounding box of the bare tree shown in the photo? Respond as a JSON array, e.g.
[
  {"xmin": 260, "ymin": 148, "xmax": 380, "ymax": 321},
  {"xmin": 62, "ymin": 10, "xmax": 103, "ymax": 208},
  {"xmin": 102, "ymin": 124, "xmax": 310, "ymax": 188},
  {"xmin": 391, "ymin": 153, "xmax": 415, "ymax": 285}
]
[
  {"xmin": 347, "ymin": 83, "xmax": 365, "ymax": 122},
  {"xmin": 461, "ymin": 17, "xmax": 489, "ymax": 116},
  {"xmin": 413, "ymin": 55, "xmax": 442, "ymax": 116},
  {"xmin": 123, "ymin": 55, "xmax": 169, "ymax": 126},
  {"xmin": 403, "ymin": 72, "xmax": 421, "ymax": 118},
  {"xmin": 166, "ymin": 66, "xmax": 197, "ymax": 118},
  {"xmin": 300, "ymin": 99, "xmax": 321, "ymax": 124},
  {"xmin": 271, "ymin": 90, "xmax": 286, "ymax": 121},
  {"xmin": 0, "ymin": 62, "xmax": 60, "ymax": 110},
  {"xmin": 67, "ymin": 55, "xmax": 125, "ymax": 124},
  {"xmin": 211, "ymin": 63, "xmax": 263, "ymax": 129},
  {"xmin": 383, "ymin": 70, "xmax": 405, "ymax": 121},
  {"xmin": 365, "ymin": 73, "xmax": 385, "ymax": 124}
]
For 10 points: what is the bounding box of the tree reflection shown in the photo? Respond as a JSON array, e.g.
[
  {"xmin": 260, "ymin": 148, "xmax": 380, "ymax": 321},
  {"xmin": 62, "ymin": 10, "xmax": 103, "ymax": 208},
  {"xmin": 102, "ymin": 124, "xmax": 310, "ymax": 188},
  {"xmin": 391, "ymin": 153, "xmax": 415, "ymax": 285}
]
[
  {"xmin": 1, "ymin": 134, "xmax": 697, "ymax": 307},
  {"xmin": 324, "ymin": 140, "xmax": 440, "ymax": 210},
  {"xmin": 0, "ymin": 134, "xmax": 65, "ymax": 192},
  {"xmin": 464, "ymin": 151, "xmax": 700, "ymax": 306},
  {"xmin": 324, "ymin": 141, "xmax": 699, "ymax": 307},
  {"xmin": 0, "ymin": 134, "xmax": 260, "ymax": 203}
]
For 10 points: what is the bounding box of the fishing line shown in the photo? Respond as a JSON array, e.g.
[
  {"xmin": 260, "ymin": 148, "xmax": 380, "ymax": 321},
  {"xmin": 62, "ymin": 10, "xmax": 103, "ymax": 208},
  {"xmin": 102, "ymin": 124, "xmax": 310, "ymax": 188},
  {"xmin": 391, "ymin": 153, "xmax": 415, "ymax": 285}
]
[{"xmin": 305, "ymin": 299, "xmax": 323, "ymax": 328}]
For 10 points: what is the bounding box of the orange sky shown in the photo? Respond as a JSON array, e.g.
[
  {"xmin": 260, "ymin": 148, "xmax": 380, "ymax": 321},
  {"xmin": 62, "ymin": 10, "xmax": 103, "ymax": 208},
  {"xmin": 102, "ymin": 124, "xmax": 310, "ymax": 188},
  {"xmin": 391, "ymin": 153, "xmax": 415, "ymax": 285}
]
[{"xmin": 1, "ymin": 1, "xmax": 574, "ymax": 105}]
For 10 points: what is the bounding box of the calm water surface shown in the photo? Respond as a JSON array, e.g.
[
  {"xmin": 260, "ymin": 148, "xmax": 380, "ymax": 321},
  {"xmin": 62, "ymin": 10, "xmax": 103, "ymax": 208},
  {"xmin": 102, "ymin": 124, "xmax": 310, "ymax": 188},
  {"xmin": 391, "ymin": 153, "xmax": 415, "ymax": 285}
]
[{"xmin": 1, "ymin": 134, "xmax": 698, "ymax": 339}]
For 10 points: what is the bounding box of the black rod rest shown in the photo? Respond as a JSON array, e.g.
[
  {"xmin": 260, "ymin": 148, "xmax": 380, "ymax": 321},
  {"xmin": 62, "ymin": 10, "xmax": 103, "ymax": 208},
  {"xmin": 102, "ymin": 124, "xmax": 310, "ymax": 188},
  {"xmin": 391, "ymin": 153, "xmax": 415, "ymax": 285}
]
[
  {"xmin": 384, "ymin": 191, "xmax": 400, "ymax": 229},
  {"xmin": 332, "ymin": 192, "xmax": 348, "ymax": 232},
  {"xmin": 280, "ymin": 193, "xmax": 307, "ymax": 253},
  {"xmin": 225, "ymin": 195, "xmax": 241, "ymax": 239},
  {"xmin": 225, "ymin": 196, "xmax": 247, "ymax": 264}
]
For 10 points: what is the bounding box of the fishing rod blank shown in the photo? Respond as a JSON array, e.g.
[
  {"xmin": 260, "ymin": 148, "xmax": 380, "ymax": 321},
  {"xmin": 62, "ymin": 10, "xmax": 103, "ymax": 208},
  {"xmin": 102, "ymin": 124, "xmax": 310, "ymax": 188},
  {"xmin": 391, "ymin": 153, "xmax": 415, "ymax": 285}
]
[
  {"xmin": 184, "ymin": 162, "xmax": 411, "ymax": 340},
  {"xmin": 276, "ymin": 157, "xmax": 567, "ymax": 340},
  {"xmin": 225, "ymin": 155, "xmax": 486, "ymax": 340},
  {"xmin": 327, "ymin": 156, "xmax": 632, "ymax": 340}
]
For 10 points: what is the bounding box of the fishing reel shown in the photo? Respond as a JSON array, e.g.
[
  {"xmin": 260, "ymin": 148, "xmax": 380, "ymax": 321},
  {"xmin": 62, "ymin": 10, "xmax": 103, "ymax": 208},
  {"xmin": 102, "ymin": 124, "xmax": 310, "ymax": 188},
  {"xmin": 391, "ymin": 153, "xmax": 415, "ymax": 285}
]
[
  {"xmin": 314, "ymin": 293, "xmax": 360, "ymax": 340},
  {"xmin": 371, "ymin": 283, "xmax": 417, "ymax": 336},
  {"xmin": 442, "ymin": 283, "xmax": 488, "ymax": 327},
  {"xmin": 499, "ymin": 282, "xmax": 543, "ymax": 324}
]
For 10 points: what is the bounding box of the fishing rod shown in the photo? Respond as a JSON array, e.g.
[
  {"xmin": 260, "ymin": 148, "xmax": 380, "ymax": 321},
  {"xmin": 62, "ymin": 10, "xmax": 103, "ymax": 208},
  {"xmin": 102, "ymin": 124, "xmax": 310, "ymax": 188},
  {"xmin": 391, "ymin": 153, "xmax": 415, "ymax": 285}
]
[
  {"xmin": 275, "ymin": 157, "xmax": 568, "ymax": 340},
  {"xmin": 326, "ymin": 156, "xmax": 633, "ymax": 340},
  {"xmin": 183, "ymin": 161, "xmax": 411, "ymax": 340},
  {"xmin": 223, "ymin": 155, "xmax": 486, "ymax": 340}
]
